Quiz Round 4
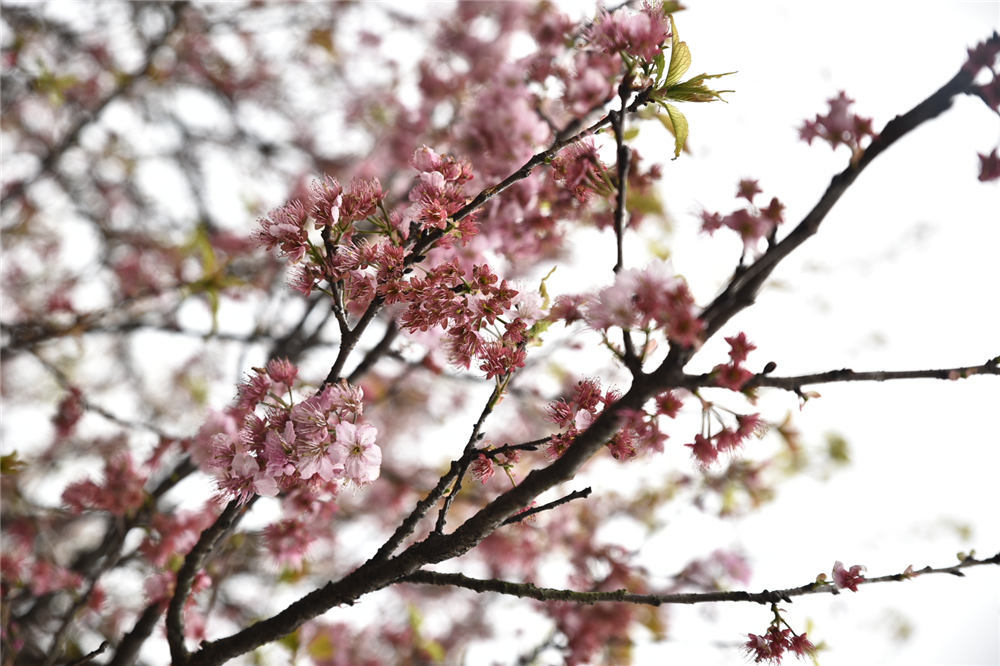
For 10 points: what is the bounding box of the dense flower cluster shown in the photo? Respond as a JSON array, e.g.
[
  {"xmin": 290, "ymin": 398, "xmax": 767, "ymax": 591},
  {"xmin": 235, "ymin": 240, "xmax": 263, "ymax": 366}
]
[
  {"xmin": 408, "ymin": 145, "xmax": 476, "ymax": 234},
  {"xmin": 700, "ymin": 179, "xmax": 786, "ymax": 255},
  {"xmin": 62, "ymin": 452, "xmax": 148, "ymax": 516},
  {"xmin": 589, "ymin": 1, "xmax": 672, "ymax": 62},
  {"xmin": 555, "ymin": 260, "xmax": 703, "ymax": 347},
  {"xmin": 192, "ymin": 359, "xmax": 380, "ymax": 505},
  {"xmin": 545, "ymin": 380, "xmax": 688, "ymax": 460}
]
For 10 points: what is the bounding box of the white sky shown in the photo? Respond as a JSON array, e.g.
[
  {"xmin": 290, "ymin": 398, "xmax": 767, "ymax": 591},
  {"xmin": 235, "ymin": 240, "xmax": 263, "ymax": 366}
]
[{"xmin": 605, "ymin": 2, "xmax": 1000, "ymax": 665}]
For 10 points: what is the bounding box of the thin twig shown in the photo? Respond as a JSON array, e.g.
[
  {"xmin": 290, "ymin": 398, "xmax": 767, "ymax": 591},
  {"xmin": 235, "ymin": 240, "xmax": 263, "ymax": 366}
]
[
  {"xmin": 402, "ymin": 551, "xmax": 1000, "ymax": 606},
  {"xmin": 434, "ymin": 379, "xmax": 507, "ymax": 535},
  {"xmin": 65, "ymin": 641, "xmax": 108, "ymax": 666},
  {"xmin": 501, "ymin": 487, "xmax": 592, "ymax": 526},
  {"xmin": 166, "ymin": 498, "xmax": 253, "ymax": 663},
  {"xmin": 677, "ymin": 358, "xmax": 1000, "ymax": 391}
]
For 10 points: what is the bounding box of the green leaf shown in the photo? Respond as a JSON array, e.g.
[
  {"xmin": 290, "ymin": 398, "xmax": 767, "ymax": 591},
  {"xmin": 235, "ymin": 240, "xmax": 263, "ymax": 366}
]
[
  {"xmin": 653, "ymin": 51, "xmax": 666, "ymax": 87},
  {"xmin": 662, "ymin": 103, "xmax": 688, "ymax": 159},
  {"xmin": 660, "ymin": 71, "xmax": 735, "ymax": 103},
  {"xmin": 664, "ymin": 16, "xmax": 691, "ymax": 87},
  {"xmin": 538, "ymin": 266, "xmax": 557, "ymax": 309},
  {"xmin": 1, "ymin": 452, "xmax": 26, "ymax": 476}
]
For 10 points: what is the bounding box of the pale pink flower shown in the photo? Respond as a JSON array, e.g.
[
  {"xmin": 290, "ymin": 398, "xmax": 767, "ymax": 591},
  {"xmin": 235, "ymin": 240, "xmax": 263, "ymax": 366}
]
[{"xmin": 332, "ymin": 422, "xmax": 381, "ymax": 484}]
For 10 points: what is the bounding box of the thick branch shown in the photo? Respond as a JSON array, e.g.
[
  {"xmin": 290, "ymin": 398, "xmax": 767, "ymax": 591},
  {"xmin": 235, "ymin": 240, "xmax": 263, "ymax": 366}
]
[{"xmin": 402, "ymin": 551, "xmax": 1000, "ymax": 606}]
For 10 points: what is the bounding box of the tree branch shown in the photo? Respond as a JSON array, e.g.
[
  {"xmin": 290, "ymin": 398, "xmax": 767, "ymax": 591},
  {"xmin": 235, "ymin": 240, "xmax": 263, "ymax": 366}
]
[
  {"xmin": 745, "ymin": 358, "xmax": 1000, "ymax": 391},
  {"xmin": 180, "ymin": 38, "xmax": 1000, "ymax": 666},
  {"xmin": 696, "ymin": 42, "xmax": 996, "ymax": 351},
  {"xmin": 167, "ymin": 498, "xmax": 253, "ymax": 663},
  {"xmin": 501, "ymin": 487, "xmax": 592, "ymax": 526},
  {"xmin": 676, "ymin": 357, "xmax": 1000, "ymax": 392},
  {"xmin": 401, "ymin": 551, "xmax": 1000, "ymax": 606}
]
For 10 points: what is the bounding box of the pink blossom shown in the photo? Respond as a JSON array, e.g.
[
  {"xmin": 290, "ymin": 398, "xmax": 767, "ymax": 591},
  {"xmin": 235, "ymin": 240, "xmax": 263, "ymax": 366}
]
[
  {"xmin": 254, "ymin": 200, "xmax": 310, "ymax": 263},
  {"xmin": 655, "ymin": 390, "xmax": 684, "ymax": 418},
  {"xmin": 725, "ymin": 332, "xmax": 757, "ymax": 363},
  {"xmin": 52, "ymin": 387, "xmax": 84, "ymax": 438},
  {"xmin": 714, "ymin": 362, "xmax": 753, "ymax": 391},
  {"xmin": 62, "ymin": 453, "xmax": 147, "ymax": 516},
  {"xmin": 590, "ymin": 2, "xmax": 671, "ymax": 62},
  {"xmin": 471, "ymin": 453, "xmax": 495, "ymax": 484},
  {"xmin": 799, "ymin": 91, "xmax": 876, "ymax": 153},
  {"xmin": 265, "ymin": 358, "xmax": 298, "ymax": 386},
  {"xmin": 737, "ymin": 178, "xmax": 762, "ymax": 203},
  {"xmin": 265, "ymin": 518, "xmax": 316, "ymax": 569},
  {"xmin": 340, "ymin": 177, "xmax": 384, "ymax": 223},
  {"xmin": 978, "ymin": 148, "xmax": 1000, "ymax": 182},
  {"xmin": 309, "ymin": 175, "xmax": 343, "ymax": 228},
  {"xmin": 832, "ymin": 560, "xmax": 866, "ymax": 591},
  {"xmin": 332, "ymin": 422, "xmax": 381, "ymax": 484},
  {"xmin": 686, "ymin": 434, "xmax": 718, "ymax": 466}
]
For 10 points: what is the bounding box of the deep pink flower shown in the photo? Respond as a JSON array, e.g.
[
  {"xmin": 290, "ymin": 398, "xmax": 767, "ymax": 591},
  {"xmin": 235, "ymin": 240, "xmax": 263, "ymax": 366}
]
[
  {"xmin": 471, "ymin": 453, "xmax": 495, "ymax": 484},
  {"xmin": 725, "ymin": 332, "xmax": 757, "ymax": 363},
  {"xmin": 832, "ymin": 560, "xmax": 866, "ymax": 591},
  {"xmin": 744, "ymin": 633, "xmax": 773, "ymax": 663},
  {"xmin": 799, "ymin": 91, "xmax": 876, "ymax": 152},
  {"xmin": 789, "ymin": 632, "xmax": 815, "ymax": 656},
  {"xmin": 686, "ymin": 434, "xmax": 718, "ymax": 465},
  {"xmin": 340, "ymin": 177, "xmax": 383, "ymax": 223},
  {"xmin": 978, "ymin": 148, "xmax": 1000, "ymax": 182},
  {"xmin": 254, "ymin": 200, "xmax": 309, "ymax": 263},
  {"xmin": 737, "ymin": 178, "xmax": 762, "ymax": 203},
  {"xmin": 309, "ymin": 175, "xmax": 343, "ymax": 228},
  {"xmin": 655, "ymin": 390, "xmax": 684, "ymax": 418},
  {"xmin": 714, "ymin": 362, "xmax": 753, "ymax": 391}
]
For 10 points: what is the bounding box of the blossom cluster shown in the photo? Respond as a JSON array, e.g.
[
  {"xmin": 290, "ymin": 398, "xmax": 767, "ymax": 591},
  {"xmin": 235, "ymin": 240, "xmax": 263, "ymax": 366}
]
[
  {"xmin": 684, "ymin": 333, "xmax": 766, "ymax": 467},
  {"xmin": 554, "ymin": 260, "xmax": 703, "ymax": 347},
  {"xmin": 744, "ymin": 625, "xmax": 816, "ymax": 664},
  {"xmin": 712, "ymin": 331, "xmax": 757, "ymax": 391},
  {"xmin": 798, "ymin": 90, "xmax": 876, "ymax": 154},
  {"xmin": 550, "ymin": 139, "xmax": 612, "ymax": 203},
  {"xmin": 61, "ymin": 451, "xmax": 148, "ymax": 516},
  {"xmin": 391, "ymin": 260, "xmax": 530, "ymax": 378},
  {"xmin": 408, "ymin": 144, "xmax": 476, "ymax": 234},
  {"xmin": 192, "ymin": 359, "xmax": 380, "ymax": 505},
  {"xmin": 589, "ymin": 1, "xmax": 672, "ymax": 63},
  {"xmin": 253, "ymin": 146, "xmax": 535, "ymax": 379},
  {"xmin": 545, "ymin": 380, "xmax": 686, "ymax": 461},
  {"xmin": 700, "ymin": 179, "xmax": 786, "ymax": 255}
]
